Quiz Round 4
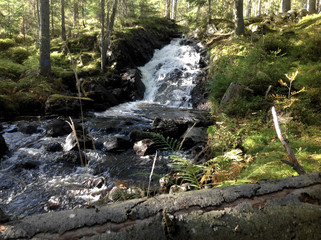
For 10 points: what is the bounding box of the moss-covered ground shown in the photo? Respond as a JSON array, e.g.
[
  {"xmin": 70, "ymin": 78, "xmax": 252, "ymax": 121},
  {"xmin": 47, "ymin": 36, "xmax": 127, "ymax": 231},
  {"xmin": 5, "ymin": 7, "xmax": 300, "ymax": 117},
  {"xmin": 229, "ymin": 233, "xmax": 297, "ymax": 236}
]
[{"xmin": 199, "ymin": 14, "xmax": 321, "ymax": 187}]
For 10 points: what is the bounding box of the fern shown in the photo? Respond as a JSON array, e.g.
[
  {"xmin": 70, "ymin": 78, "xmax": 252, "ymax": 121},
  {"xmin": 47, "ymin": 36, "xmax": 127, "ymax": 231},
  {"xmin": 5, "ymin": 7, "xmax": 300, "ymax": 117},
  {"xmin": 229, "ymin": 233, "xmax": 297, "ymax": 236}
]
[
  {"xmin": 146, "ymin": 132, "xmax": 181, "ymax": 152},
  {"xmin": 170, "ymin": 154, "xmax": 205, "ymax": 189}
]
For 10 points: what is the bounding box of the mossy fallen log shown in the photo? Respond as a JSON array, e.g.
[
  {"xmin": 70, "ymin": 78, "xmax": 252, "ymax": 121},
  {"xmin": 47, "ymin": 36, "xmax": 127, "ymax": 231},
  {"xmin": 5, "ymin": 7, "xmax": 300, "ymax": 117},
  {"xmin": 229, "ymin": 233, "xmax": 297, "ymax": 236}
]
[{"xmin": 1, "ymin": 172, "xmax": 321, "ymax": 240}]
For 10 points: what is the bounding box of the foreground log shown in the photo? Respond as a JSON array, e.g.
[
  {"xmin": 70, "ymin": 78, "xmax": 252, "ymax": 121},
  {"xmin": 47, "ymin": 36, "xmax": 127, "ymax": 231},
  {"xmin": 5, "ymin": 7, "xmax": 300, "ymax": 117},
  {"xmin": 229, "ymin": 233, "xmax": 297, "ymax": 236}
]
[{"xmin": 1, "ymin": 172, "xmax": 321, "ymax": 239}]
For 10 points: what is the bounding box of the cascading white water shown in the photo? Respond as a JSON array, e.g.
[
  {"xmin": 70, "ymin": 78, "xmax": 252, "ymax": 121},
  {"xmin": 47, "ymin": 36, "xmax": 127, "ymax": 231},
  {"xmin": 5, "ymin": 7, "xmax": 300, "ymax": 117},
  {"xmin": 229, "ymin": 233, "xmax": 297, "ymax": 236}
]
[
  {"xmin": 95, "ymin": 38, "xmax": 203, "ymax": 117},
  {"xmin": 139, "ymin": 38, "xmax": 201, "ymax": 107}
]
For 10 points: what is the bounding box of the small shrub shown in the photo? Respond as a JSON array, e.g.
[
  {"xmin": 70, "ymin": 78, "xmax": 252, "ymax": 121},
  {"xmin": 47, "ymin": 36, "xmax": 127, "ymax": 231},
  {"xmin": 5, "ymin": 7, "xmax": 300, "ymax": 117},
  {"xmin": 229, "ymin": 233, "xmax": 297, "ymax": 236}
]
[
  {"xmin": 0, "ymin": 38, "xmax": 15, "ymax": 50},
  {"xmin": 7, "ymin": 47, "xmax": 30, "ymax": 64}
]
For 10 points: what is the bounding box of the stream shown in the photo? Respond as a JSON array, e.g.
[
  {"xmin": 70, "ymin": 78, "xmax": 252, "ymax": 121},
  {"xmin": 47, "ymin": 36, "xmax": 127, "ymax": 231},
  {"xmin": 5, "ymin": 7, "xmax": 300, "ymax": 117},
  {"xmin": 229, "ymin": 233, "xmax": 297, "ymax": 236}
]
[{"xmin": 0, "ymin": 38, "xmax": 208, "ymax": 218}]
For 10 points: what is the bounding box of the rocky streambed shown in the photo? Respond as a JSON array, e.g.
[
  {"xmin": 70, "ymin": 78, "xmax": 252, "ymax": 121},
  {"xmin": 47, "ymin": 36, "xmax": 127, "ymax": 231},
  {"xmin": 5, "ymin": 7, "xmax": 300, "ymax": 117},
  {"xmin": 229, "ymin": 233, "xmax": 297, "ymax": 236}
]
[{"xmin": 0, "ymin": 38, "xmax": 211, "ymax": 219}]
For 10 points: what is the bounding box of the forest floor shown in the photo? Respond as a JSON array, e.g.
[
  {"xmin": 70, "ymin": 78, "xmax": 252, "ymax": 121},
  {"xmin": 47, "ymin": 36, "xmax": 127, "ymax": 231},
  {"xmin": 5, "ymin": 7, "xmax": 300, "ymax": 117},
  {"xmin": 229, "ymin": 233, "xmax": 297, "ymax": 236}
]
[{"xmin": 194, "ymin": 13, "xmax": 321, "ymax": 187}]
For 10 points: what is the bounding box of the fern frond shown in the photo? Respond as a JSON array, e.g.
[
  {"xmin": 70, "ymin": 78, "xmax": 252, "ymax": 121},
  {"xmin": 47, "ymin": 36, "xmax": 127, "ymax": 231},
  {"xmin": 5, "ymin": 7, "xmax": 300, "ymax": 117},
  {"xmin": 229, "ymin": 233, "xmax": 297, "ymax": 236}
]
[{"xmin": 145, "ymin": 132, "xmax": 181, "ymax": 152}]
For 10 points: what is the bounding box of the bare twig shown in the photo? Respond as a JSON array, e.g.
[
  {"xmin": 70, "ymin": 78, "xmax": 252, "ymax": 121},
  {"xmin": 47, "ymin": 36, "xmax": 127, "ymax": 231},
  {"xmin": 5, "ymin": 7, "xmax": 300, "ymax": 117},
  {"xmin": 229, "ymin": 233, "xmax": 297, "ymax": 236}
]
[
  {"xmin": 65, "ymin": 43, "xmax": 87, "ymax": 165},
  {"xmin": 271, "ymin": 106, "xmax": 306, "ymax": 175},
  {"xmin": 147, "ymin": 151, "xmax": 158, "ymax": 198},
  {"xmin": 179, "ymin": 122, "xmax": 197, "ymax": 151},
  {"xmin": 66, "ymin": 117, "xmax": 84, "ymax": 167}
]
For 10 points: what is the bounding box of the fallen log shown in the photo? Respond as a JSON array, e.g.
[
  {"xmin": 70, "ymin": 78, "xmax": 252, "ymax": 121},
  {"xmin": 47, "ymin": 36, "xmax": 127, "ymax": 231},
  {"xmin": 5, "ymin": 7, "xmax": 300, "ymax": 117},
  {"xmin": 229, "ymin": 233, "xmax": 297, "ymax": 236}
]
[{"xmin": 1, "ymin": 172, "xmax": 321, "ymax": 240}]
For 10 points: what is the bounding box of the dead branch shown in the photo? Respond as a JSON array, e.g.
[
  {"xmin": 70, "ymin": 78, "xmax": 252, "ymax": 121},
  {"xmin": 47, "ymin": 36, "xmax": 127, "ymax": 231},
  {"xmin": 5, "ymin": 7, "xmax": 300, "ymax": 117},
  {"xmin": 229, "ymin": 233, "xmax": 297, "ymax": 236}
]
[{"xmin": 271, "ymin": 106, "xmax": 306, "ymax": 175}]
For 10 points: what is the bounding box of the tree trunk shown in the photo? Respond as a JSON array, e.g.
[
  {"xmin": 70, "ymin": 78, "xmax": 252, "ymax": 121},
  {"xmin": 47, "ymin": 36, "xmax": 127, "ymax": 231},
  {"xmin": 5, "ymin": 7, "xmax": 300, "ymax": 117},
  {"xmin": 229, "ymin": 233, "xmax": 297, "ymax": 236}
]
[
  {"xmin": 281, "ymin": 0, "xmax": 291, "ymax": 13},
  {"xmin": 307, "ymin": 0, "xmax": 316, "ymax": 13},
  {"xmin": 101, "ymin": 0, "xmax": 118, "ymax": 72},
  {"xmin": 81, "ymin": 0, "xmax": 86, "ymax": 28},
  {"xmin": 165, "ymin": 0, "xmax": 171, "ymax": 18},
  {"xmin": 61, "ymin": 0, "xmax": 66, "ymax": 41},
  {"xmin": 246, "ymin": 0, "xmax": 252, "ymax": 18},
  {"xmin": 36, "ymin": 0, "xmax": 41, "ymax": 38},
  {"xmin": 234, "ymin": 0, "xmax": 245, "ymax": 36},
  {"xmin": 1, "ymin": 172, "xmax": 321, "ymax": 239},
  {"xmin": 208, "ymin": 0, "xmax": 212, "ymax": 22},
  {"xmin": 73, "ymin": 0, "xmax": 79, "ymax": 28},
  {"xmin": 257, "ymin": 0, "xmax": 262, "ymax": 16},
  {"xmin": 100, "ymin": 0, "xmax": 106, "ymax": 72},
  {"xmin": 171, "ymin": 0, "xmax": 177, "ymax": 20},
  {"xmin": 39, "ymin": 0, "xmax": 51, "ymax": 76},
  {"xmin": 50, "ymin": 0, "xmax": 54, "ymax": 36}
]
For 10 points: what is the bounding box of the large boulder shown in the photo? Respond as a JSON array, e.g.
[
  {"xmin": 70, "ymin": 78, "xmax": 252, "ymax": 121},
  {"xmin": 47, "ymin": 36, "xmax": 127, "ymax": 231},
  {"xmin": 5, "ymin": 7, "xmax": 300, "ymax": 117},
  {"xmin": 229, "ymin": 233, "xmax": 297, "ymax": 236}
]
[
  {"xmin": 45, "ymin": 94, "xmax": 81, "ymax": 116},
  {"xmin": 46, "ymin": 118, "xmax": 72, "ymax": 137},
  {"xmin": 220, "ymin": 82, "xmax": 251, "ymax": 109},
  {"xmin": 104, "ymin": 137, "xmax": 132, "ymax": 153},
  {"xmin": 81, "ymin": 68, "xmax": 145, "ymax": 112},
  {"xmin": 108, "ymin": 21, "xmax": 179, "ymax": 70},
  {"xmin": 180, "ymin": 127, "xmax": 208, "ymax": 149}
]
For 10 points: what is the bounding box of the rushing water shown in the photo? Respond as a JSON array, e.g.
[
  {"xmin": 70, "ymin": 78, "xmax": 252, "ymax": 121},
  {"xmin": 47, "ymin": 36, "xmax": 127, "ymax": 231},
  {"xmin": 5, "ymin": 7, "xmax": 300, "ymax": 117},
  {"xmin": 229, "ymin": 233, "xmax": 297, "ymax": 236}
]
[{"xmin": 0, "ymin": 39, "xmax": 206, "ymax": 217}]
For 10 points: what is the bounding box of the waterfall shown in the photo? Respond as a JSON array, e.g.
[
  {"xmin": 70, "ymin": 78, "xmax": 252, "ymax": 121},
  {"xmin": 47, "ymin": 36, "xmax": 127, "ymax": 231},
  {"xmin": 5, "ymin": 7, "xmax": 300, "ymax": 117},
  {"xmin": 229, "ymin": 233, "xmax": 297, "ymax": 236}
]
[
  {"xmin": 139, "ymin": 38, "xmax": 201, "ymax": 107},
  {"xmin": 95, "ymin": 38, "xmax": 203, "ymax": 117}
]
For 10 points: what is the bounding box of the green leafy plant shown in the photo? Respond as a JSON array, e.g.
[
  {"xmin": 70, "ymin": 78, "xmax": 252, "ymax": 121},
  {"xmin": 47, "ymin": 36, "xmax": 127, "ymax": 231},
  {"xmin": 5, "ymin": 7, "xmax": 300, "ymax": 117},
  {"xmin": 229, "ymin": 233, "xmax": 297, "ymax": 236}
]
[
  {"xmin": 170, "ymin": 154, "xmax": 205, "ymax": 189},
  {"xmin": 146, "ymin": 132, "xmax": 181, "ymax": 152}
]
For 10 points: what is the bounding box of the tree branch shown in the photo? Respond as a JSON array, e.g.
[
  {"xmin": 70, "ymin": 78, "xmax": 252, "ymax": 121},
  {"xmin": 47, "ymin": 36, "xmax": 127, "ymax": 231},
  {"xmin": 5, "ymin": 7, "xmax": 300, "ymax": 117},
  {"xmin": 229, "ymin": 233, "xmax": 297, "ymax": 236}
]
[{"xmin": 271, "ymin": 106, "xmax": 306, "ymax": 175}]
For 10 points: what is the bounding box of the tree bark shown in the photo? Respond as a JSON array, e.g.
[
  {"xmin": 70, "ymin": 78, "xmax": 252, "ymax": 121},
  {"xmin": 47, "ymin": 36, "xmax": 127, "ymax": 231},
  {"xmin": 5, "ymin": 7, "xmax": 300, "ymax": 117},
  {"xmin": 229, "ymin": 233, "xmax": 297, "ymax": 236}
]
[
  {"xmin": 246, "ymin": 0, "xmax": 252, "ymax": 18},
  {"xmin": 307, "ymin": 0, "xmax": 316, "ymax": 13},
  {"xmin": 234, "ymin": 0, "xmax": 245, "ymax": 36},
  {"xmin": 1, "ymin": 172, "xmax": 321, "ymax": 239},
  {"xmin": 281, "ymin": 0, "xmax": 291, "ymax": 13},
  {"xmin": 100, "ymin": 0, "xmax": 118, "ymax": 72},
  {"xmin": 39, "ymin": 0, "xmax": 51, "ymax": 76},
  {"xmin": 61, "ymin": 0, "xmax": 66, "ymax": 41},
  {"xmin": 50, "ymin": 0, "xmax": 54, "ymax": 36},
  {"xmin": 36, "ymin": 0, "xmax": 41, "ymax": 38},
  {"xmin": 73, "ymin": 0, "xmax": 79, "ymax": 28},
  {"xmin": 257, "ymin": 0, "xmax": 262, "ymax": 16},
  {"xmin": 165, "ymin": 0, "xmax": 171, "ymax": 18}
]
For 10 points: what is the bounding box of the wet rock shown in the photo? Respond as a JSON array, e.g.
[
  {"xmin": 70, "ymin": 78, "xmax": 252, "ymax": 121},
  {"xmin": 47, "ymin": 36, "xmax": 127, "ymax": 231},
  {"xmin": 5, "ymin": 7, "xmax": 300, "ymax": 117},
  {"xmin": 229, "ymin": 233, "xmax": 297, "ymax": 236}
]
[
  {"xmin": 56, "ymin": 151, "xmax": 85, "ymax": 165},
  {"xmin": 151, "ymin": 118, "xmax": 188, "ymax": 139},
  {"xmin": 14, "ymin": 161, "xmax": 39, "ymax": 171},
  {"xmin": 46, "ymin": 119, "xmax": 72, "ymax": 137},
  {"xmin": 82, "ymin": 177, "xmax": 105, "ymax": 188},
  {"xmin": 103, "ymin": 137, "xmax": 132, "ymax": 152},
  {"xmin": 133, "ymin": 139, "xmax": 156, "ymax": 155},
  {"xmin": 180, "ymin": 127, "xmax": 208, "ymax": 149},
  {"xmin": 120, "ymin": 68, "xmax": 145, "ymax": 101},
  {"xmin": 0, "ymin": 208, "xmax": 9, "ymax": 223},
  {"xmin": 129, "ymin": 130, "xmax": 151, "ymax": 142},
  {"xmin": 0, "ymin": 134, "xmax": 8, "ymax": 159},
  {"xmin": 45, "ymin": 142, "xmax": 63, "ymax": 152},
  {"xmin": 81, "ymin": 76, "xmax": 120, "ymax": 110},
  {"xmin": 17, "ymin": 122, "xmax": 39, "ymax": 134}
]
